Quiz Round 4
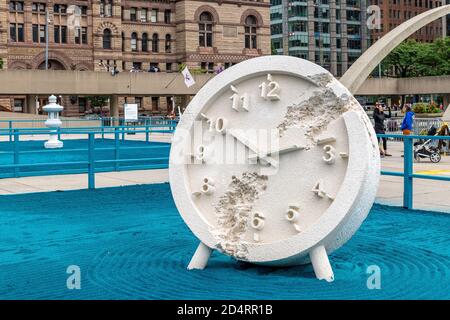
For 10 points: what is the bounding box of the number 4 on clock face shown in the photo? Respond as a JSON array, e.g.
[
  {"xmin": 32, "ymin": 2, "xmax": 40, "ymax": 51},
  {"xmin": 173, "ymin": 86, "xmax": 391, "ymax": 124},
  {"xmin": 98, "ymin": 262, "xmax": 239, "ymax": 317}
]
[{"xmin": 312, "ymin": 180, "xmax": 334, "ymax": 201}]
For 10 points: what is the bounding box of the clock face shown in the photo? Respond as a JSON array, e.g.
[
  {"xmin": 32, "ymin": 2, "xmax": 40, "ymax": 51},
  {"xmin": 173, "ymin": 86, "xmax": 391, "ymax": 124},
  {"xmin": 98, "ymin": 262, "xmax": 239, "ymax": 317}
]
[{"xmin": 170, "ymin": 56, "xmax": 379, "ymax": 265}]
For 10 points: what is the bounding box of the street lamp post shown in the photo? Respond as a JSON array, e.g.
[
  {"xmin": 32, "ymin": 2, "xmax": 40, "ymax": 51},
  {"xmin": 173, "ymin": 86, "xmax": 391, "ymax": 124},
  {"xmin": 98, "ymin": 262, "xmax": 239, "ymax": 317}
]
[{"xmin": 45, "ymin": 10, "xmax": 50, "ymax": 70}]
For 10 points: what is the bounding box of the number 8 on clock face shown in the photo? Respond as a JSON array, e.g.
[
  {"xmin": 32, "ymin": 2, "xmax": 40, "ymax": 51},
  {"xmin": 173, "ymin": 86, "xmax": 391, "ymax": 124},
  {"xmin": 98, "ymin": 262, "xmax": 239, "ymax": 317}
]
[{"xmin": 169, "ymin": 56, "xmax": 380, "ymax": 282}]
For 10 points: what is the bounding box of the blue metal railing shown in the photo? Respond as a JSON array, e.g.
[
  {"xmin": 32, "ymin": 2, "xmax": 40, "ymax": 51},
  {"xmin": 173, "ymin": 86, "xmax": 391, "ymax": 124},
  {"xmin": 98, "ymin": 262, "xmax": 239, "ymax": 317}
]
[
  {"xmin": 0, "ymin": 117, "xmax": 178, "ymax": 142},
  {"xmin": 378, "ymin": 133, "xmax": 450, "ymax": 209},
  {"xmin": 0, "ymin": 125, "xmax": 174, "ymax": 189}
]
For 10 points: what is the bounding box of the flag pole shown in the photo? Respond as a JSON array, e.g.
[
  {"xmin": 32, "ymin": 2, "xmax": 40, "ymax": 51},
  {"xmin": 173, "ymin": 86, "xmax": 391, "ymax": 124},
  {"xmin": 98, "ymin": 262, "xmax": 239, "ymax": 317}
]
[{"xmin": 164, "ymin": 73, "xmax": 179, "ymax": 89}]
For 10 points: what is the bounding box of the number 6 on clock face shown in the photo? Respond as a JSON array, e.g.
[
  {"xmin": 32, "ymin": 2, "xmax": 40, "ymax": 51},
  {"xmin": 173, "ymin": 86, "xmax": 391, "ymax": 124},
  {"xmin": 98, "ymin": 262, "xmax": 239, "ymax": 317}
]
[{"xmin": 169, "ymin": 56, "xmax": 380, "ymax": 282}]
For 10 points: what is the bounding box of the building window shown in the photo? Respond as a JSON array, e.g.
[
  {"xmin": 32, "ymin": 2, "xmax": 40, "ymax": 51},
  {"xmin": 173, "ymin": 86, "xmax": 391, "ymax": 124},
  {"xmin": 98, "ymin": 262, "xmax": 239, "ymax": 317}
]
[
  {"xmin": 32, "ymin": 3, "xmax": 46, "ymax": 12},
  {"xmin": 166, "ymin": 97, "xmax": 173, "ymax": 111},
  {"xmin": 130, "ymin": 7, "xmax": 137, "ymax": 21},
  {"xmin": 37, "ymin": 25, "xmax": 45, "ymax": 43},
  {"xmin": 133, "ymin": 62, "xmax": 142, "ymax": 70},
  {"xmin": 53, "ymin": 4, "xmax": 67, "ymax": 14},
  {"xmin": 244, "ymin": 15, "xmax": 258, "ymax": 49},
  {"xmin": 9, "ymin": 1, "xmax": 24, "ymax": 12},
  {"xmin": 165, "ymin": 34, "xmax": 171, "ymax": 53},
  {"xmin": 151, "ymin": 97, "xmax": 159, "ymax": 111},
  {"xmin": 142, "ymin": 33, "xmax": 148, "ymax": 52},
  {"xmin": 54, "ymin": 26, "xmax": 67, "ymax": 44},
  {"xmin": 54, "ymin": 26, "xmax": 60, "ymax": 43},
  {"xmin": 152, "ymin": 33, "xmax": 159, "ymax": 52},
  {"xmin": 100, "ymin": 0, "xmax": 112, "ymax": 17},
  {"xmin": 81, "ymin": 27, "xmax": 88, "ymax": 44},
  {"xmin": 10, "ymin": 23, "xmax": 24, "ymax": 42},
  {"xmin": 61, "ymin": 26, "xmax": 67, "ymax": 43},
  {"xmin": 121, "ymin": 32, "xmax": 125, "ymax": 51},
  {"xmin": 75, "ymin": 28, "xmax": 81, "ymax": 44},
  {"xmin": 32, "ymin": 24, "xmax": 38, "ymax": 42},
  {"xmin": 103, "ymin": 28, "xmax": 112, "ymax": 49},
  {"xmin": 9, "ymin": 24, "xmax": 16, "ymax": 42},
  {"xmin": 166, "ymin": 62, "xmax": 172, "ymax": 72},
  {"xmin": 164, "ymin": 10, "xmax": 171, "ymax": 24},
  {"xmin": 78, "ymin": 97, "xmax": 87, "ymax": 113},
  {"xmin": 199, "ymin": 12, "xmax": 213, "ymax": 47},
  {"xmin": 131, "ymin": 32, "xmax": 138, "ymax": 51},
  {"xmin": 150, "ymin": 63, "xmax": 159, "ymax": 72},
  {"xmin": 201, "ymin": 62, "xmax": 214, "ymax": 73},
  {"xmin": 151, "ymin": 9, "xmax": 158, "ymax": 23},
  {"xmin": 141, "ymin": 8, "xmax": 147, "ymax": 22},
  {"xmin": 135, "ymin": 97, "xmax": 143, "ymax": 110},
  {"xmin": 13, "ymin": 99, "xmax": 24, "ymax": 112}
]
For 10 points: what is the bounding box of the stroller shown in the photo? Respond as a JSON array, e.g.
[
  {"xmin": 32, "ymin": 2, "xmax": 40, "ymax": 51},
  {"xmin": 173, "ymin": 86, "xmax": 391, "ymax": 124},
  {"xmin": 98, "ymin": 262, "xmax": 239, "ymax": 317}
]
[{"xmin": 413, "ymin": 123, "xmax": 449, "ymax": 163}]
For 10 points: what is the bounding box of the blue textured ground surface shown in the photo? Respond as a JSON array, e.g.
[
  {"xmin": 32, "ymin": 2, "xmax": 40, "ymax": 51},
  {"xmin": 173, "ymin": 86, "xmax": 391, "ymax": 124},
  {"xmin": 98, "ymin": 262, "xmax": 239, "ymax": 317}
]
[
  {"xmin": 0, "ymin": 139, "xmax": 170, "ymax": 178},
  {"xmin": 0, "ymin": 183, "xmax": 449, "ymax": 300}
]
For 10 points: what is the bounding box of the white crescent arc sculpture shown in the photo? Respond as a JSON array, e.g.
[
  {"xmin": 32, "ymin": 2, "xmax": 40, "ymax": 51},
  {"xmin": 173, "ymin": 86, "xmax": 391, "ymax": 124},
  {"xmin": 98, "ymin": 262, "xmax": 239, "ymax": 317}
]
[
  {"xmin": 341, "ymin": 4, "xmax": 450, "ymax": 94},
  {"xmin": 169, "ymin": 5, "xmax": 450, "ymax": 282}
]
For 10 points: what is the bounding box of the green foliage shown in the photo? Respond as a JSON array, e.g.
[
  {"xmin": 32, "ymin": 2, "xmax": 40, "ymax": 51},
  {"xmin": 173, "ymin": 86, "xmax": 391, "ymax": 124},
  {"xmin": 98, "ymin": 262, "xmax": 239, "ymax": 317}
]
[
  {"xmin": 412, "ymin": 102, "xmax": 442, "ymax": 114},
  {"xmin": 0, "ymin": 58, "xmax": 3, "ymax": 70},
  {"xmin": 381, "ymin": 37, "xmax": 450, "ymax": 77},
  {"xmin": 86, "ymin": 96, "xmax": 109, "ymax": 108},
  {"xmin": 178, "ymin": 63, "xmax": 187, "ymax": 72}
]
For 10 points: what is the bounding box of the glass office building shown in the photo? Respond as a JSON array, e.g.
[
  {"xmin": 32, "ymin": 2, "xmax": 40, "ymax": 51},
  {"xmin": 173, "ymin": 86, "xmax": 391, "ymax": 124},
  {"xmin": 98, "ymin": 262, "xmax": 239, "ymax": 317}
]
[{"xmin": 271, "ymin": 0, "xmax": 369, "ymax": 77}]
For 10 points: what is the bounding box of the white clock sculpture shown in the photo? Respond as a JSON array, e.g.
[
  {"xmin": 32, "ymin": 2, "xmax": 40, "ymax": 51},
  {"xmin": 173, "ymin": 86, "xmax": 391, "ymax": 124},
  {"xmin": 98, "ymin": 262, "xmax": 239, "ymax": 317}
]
[{"xmin": 169, "ymin": 56, "xmax": 380, "ymax": 282}]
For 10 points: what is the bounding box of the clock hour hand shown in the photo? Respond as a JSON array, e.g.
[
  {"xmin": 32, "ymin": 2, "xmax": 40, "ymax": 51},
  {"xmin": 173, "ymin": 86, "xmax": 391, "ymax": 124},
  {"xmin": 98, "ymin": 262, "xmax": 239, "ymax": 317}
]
[
  {"xmin": 227, "ymin": 129, "xmax": 278, "ymax": 167},
  {"xmin": 268, "ymin": 144, "xmax": 305, "ymax": 156}
]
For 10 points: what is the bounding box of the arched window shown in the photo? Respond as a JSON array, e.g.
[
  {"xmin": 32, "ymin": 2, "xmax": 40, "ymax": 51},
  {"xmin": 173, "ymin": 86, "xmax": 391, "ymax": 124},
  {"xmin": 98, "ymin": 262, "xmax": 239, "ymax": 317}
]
[
  {"xmin": 142, "ymin": 33, "xmax": 148, "ymax": 52},
  {"xmin": 131, "ymin": 32, "xmax": 138, "ymax": 51},
  {"xmin": 165, "ymin": 34, "xmax": 171, "ymax": 53},
  {"xmin": 245, "ymin": 15, "xmax": 257, "ymax": 49},
  {"xmin": 152, "ymin": 33, "xmax": 159, "ymax": 52},
  {"xmin": 199, "ymin": 12, "xmax": 213, "ymax": 47},
  {"xmin": 103, "ymin": 28, "xmax": 112, "ymax": 49}
]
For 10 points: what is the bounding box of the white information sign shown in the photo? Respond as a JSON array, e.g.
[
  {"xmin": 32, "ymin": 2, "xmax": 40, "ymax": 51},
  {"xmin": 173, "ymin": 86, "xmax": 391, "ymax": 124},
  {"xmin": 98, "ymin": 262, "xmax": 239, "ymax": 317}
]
[{"xmin": 124, "ymin": 103, "xmax": 138, "ymax": 121}]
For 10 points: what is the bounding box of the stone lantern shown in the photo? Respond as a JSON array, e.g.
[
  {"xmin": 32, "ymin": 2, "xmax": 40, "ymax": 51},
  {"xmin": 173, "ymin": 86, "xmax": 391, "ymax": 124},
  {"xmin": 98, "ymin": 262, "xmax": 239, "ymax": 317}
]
[{"xmin": 43, "ymin": 95, "xmax": 64, "ymax": 149}]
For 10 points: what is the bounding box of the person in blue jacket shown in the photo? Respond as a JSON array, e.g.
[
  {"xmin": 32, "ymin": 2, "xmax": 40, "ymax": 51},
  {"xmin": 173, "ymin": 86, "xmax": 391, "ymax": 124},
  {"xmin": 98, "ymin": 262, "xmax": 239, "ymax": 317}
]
[{"xmin": 401, "ymin": 105, "xmax": 415, "ymax": 135}]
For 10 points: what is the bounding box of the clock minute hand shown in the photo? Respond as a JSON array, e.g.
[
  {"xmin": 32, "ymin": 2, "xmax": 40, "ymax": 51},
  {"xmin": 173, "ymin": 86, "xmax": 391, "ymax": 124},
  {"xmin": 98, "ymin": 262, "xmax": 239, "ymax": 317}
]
[{"xmin": 227, "ymin": 129, "xmax": 278, "ymax": 167}]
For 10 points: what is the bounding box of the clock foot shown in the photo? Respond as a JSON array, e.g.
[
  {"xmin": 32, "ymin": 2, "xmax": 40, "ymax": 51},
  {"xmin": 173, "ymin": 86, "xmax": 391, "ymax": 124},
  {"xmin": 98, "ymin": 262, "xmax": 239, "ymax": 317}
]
[
  {"xmin": 187, "ymin": 242, "xmax": 212, "ymax": 270},
  {"xmin": 310, "ymin": 245, "xmax": 335, "ymax": 282}
]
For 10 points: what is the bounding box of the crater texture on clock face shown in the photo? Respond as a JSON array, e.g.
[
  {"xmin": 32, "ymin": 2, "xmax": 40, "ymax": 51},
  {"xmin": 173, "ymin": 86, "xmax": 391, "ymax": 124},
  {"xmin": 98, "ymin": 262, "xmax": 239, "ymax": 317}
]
[{"xmin": 180, "ymin": 70, "xmax": 363, "ymax": 259}]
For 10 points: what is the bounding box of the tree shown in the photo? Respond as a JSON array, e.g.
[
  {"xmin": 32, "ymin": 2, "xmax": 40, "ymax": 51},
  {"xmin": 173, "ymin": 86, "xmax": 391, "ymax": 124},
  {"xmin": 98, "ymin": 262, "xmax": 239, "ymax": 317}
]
[
  {"xmin": 380, "ymin": 39, "xmax": 424, "ymax": 77},
  {"xmin": 381, "ymin": 37, "xmax": 450, "ymax": 78},
  {"xmin": 86, "ymin": 96, "xmax": 109, "ymax": 108}
]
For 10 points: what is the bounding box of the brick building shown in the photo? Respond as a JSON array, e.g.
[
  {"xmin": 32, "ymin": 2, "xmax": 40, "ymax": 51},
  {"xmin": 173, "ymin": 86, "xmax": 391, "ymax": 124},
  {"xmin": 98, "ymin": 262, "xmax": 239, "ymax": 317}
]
[
  {"xmin": 1, "ymin": 0, "xmax": 270, "ymax": 116},
  {"xmin": 370, "ymin": 0, "xmax": 446, "ymax": 44}
]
